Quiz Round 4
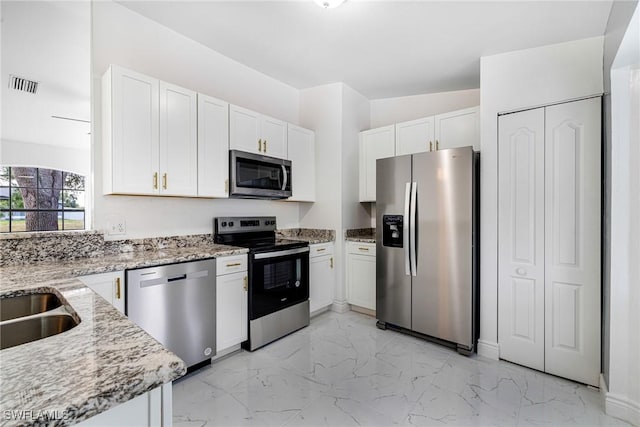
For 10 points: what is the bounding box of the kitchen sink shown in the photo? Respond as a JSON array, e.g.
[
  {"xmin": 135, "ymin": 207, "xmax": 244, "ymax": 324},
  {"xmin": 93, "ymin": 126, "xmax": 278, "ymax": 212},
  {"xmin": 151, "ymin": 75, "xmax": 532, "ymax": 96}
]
[
  {"xmin": 0, "ymin": 293, "xmax": 63, "ymax": 321},
  {"xmin": 0, "ymin": 313, "xmax": 79, "ymax": 350}
]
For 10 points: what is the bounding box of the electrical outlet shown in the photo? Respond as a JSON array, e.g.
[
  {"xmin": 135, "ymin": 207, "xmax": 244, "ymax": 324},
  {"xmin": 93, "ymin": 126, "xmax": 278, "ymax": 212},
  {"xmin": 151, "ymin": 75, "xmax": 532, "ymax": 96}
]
[{"xmin": 107, "ymin": 216, "xmax": 126, "ymax": 235}]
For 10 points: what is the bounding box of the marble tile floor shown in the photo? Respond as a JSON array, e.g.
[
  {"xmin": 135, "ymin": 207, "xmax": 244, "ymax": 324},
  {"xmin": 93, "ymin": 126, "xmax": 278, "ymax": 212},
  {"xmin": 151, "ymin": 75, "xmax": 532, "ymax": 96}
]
[{"xmin": 173, "ymin": 310, "xmax": 628, "ymax": 427}]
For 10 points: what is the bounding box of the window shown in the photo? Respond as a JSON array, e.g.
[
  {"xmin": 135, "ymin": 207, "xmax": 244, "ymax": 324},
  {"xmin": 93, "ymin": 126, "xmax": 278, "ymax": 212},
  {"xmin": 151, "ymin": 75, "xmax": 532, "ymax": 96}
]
[{"xmin": 0, "ymin": 166, "xmax": 85, "ymax": 233}]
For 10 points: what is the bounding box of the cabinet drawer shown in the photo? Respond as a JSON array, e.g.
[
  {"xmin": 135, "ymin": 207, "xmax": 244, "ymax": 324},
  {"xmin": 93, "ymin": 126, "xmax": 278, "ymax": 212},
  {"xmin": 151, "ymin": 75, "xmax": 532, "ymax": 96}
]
[
  {"xmin": 216, "ymin": 255, "xmax": 248, "ymax": 276},
  {"xmin": 310, "ymin": 243, "xmax": 334, "ymax": 258},
  {"xmin": 347, "ymin": 242, "xmax": 376, "ymax": 256}
]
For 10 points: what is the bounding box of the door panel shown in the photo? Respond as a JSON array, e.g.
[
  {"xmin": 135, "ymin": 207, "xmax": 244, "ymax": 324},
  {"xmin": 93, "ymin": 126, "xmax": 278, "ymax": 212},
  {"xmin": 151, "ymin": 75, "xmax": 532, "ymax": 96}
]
[
  {"xmin": 434, "ymin": 107, "xmax": 480, "ymax": 151},
  {"xmin": 197, "ymin": 94, "xmax": 229, "ymax": 198},
  {"xmin": 498, "ymin": 108, "xmax": 545, "ymax": 371},
  {"xmin": 544, "ymin": 98, "xmax": 601, "ymax": 386},
  {"xmin": 261, "ymin": 116, "xmax": 287, "ymax": 159},
  {"xmin": 395, "ymin": 117, "xmax": 434, "ymax": 155},
  {"xmin": 376, "ymin": 155, "xmax": 412, "ymax": 329},
  {"xmin": 359, "ymin": 125, "xmax": 395, "ymax": 202},
  {"xmin": 229, "ymin": 105, "xmax": 261, "ymax": 154},
  {"xmin": 411, "ymin": 148, "xmax": 474, "ymax": 347}
]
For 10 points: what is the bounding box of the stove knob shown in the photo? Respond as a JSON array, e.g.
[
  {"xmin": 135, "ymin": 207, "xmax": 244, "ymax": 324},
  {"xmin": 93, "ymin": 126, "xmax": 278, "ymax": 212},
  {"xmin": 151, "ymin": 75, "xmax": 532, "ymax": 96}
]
[
  {"xmin": 221, "ymin": 221, "xmax": 227, "ymax": 227},
  {"xmin": 229, "ymin": 221, "xmax": 234, "ymax": 227}
]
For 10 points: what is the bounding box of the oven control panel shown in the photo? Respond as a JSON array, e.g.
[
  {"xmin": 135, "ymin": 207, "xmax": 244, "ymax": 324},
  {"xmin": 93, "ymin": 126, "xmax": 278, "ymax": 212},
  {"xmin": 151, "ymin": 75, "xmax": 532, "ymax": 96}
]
[{"xmin": 214, "ymin": 216, "xmax": 277, "ymax": 234}]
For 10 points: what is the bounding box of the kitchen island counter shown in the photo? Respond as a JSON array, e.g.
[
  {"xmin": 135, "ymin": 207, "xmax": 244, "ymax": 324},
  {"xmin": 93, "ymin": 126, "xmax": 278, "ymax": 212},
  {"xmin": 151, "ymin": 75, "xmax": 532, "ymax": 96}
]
[{"xmin": 0, "ymin": 242, "xmax": 248, "ymax": 427}]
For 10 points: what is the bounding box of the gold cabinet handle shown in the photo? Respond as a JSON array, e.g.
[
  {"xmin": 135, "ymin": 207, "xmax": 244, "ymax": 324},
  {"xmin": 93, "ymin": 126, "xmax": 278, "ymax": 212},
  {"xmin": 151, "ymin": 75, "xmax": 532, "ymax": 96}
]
[
  {"xmin": 264, "ymin": 140, "xmax": 267, "ymax": 152},
  {"xmin": 115, "ymin": 277, "xmax": 121, "ymax": 300},
  {"xmin": 436, "ymin": 140, "xmax": 439, "ymax": 150},
  {"xmin": 162, "ymin": 173, "xmax": 167, "ymax": 190},
  {"xmin": 358, "ymin": 247, "xmax": 370, "ymax": 251},
  {"xmin": 258, "ymin": 139, "xmax": 262, "ymax": 152},
  {"xmin": 153, "ymin": 172, "xmax": 158, "ymax": 189},
  {"xmin": 330, "ymin": 257, "xmax": 334, "ymax": 269},
  {"xmin": 316, "ymin": 248, "xmax": 326, "ymax": 252},
  {"xmin": 225, "ymin": 179, "xmax": 229, "ymax": 194},
  {"xmin": 226, "ymin": 262, "xmax": 242, "ymax": 267},
  {"xmin": 243, "ymin": 276, "xmax": 248, "ymax": 291},
  {"xmin": 429, "ymin": 141, "xmax": 433, "ymax": 152}
]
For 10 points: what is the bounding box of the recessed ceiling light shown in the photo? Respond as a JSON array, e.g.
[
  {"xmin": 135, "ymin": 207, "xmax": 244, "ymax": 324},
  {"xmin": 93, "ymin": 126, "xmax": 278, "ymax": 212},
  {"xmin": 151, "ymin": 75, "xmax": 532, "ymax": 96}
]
[{"xmin": 313, "ymin": 0, "xmax": 346, "ymax": 9}]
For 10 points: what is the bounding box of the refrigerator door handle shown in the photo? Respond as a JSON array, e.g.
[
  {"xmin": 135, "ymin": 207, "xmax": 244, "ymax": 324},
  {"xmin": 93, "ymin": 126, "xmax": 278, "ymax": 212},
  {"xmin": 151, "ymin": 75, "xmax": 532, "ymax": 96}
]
[
  {"xmin": 410, "ymin": 181, "xmax": 418, "ymax": 276},
  {"xmin": 404, "ymin": 182, "xmax": 411, "ymax": 276}
]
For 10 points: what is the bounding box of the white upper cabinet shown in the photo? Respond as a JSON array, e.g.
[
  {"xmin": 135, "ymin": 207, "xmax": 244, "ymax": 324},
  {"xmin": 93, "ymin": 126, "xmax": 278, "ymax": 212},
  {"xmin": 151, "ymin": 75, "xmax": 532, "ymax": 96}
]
[
  {"xmin": 395, "ymin": 116, "xmax": 434, "ymax": 155},
  {"xmin": 159, "ymin": 81, "xmax": 198, "ymax": 197},
  {"xmin": 103, "ymin": 65, "xmax": 159, "ymax": 195},
  {"xmin": 103, "ymin": 65, "xmax": 198, "ymax": 197},
  {"xmin": 229, "ymin": 104, "xmax": 287, "ymax": 159},
  {"xmin": 197, "ymin": 94, "xmax": 229, "ymax": 198},
  {"xmin": 434, "ymin": 106, "xmax": 479, "ymax": 151},
  {"xmin": 359, "ymin": 125, "xmax": 395, "ymax": 202},
  {"xmin": 287, "ymin": 124, "xmax": 315, "ymax": 202}
]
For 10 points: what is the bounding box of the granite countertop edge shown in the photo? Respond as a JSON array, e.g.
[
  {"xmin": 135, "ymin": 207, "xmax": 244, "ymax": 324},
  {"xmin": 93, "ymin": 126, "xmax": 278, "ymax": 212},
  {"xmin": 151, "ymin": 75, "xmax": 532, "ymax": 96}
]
[
  {"xmin": 345, "ymin": 237, "xmax": 376, "ymax": 243},
  {"xmin": 0, "ymin": 244, "xmax": 249, "ymax": 427}
]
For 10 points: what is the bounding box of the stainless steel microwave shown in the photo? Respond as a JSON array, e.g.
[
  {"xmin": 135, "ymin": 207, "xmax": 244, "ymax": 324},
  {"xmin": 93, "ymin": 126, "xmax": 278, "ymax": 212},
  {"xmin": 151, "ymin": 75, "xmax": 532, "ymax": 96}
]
[{"xmin": 229, "ymin": 150, "xmax": 292, "ymax": 199}]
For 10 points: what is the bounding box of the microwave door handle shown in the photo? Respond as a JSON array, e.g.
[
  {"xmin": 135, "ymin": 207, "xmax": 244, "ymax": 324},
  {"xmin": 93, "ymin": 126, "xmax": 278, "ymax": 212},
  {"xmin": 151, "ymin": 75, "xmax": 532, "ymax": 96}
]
[{"xmin": 281, "ymin": 165, "xmax": 288, "ymax": 191}]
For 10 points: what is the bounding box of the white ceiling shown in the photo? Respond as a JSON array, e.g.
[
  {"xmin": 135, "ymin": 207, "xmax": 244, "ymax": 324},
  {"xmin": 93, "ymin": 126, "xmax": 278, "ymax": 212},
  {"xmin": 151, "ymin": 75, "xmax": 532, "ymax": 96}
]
[
  {"xmin": 1, "ymin": 1, "xmax": 91, "ymax": 151},
  {"xmin": 117, "ymin": 0, "xmax": 614, "ymax": 99}
]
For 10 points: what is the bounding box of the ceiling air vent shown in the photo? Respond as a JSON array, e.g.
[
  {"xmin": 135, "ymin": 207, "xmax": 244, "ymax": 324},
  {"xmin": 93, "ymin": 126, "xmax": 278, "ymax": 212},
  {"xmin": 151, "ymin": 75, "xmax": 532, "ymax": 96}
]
[{"xmin": 9, "ymin": 75, "xmax": 39, "ymax": 94}]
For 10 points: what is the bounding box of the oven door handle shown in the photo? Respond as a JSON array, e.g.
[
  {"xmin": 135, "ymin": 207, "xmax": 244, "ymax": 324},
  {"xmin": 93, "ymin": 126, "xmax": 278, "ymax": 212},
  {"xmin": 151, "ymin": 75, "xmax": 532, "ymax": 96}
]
[{"xmin": 253, "ymin": 246, "xmax": 309, "ymax": 259}]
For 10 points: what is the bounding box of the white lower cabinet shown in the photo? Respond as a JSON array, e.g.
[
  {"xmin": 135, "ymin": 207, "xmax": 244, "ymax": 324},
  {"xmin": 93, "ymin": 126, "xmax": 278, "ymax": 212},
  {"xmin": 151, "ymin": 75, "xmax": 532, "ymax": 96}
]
[
  {"xmin": 309, "ymin": 243, "xmax": 335, "ymax": 314},
  {"xmin": 77, "ymin": 383, "xmax": 172, "ymax": 427},
  {"xmin": 216, "ymin": 255, "xmax": 248, "ymax": 353},
  {"xmin": 78, "ymin": 271, "xmax": 125, "ymax": 314},
  {"xmin": 346, "ymin": 242, "xmax": 376, "ymax": 311}
]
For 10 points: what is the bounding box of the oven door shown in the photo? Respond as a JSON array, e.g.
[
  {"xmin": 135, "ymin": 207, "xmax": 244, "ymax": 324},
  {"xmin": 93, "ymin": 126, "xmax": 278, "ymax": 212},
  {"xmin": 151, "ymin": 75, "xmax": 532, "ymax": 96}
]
[
  {"xmin": 230, "ymin": 150, "xmax": 292, "ymax": 199},
  {"xmin": 249, "ymin": 247, "xmax": 309, "ymax": 320}
]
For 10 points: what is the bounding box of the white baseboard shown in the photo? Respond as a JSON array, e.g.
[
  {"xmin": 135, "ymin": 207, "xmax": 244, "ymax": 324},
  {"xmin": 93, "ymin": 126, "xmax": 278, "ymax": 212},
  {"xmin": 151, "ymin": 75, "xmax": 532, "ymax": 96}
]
[
  {"xmin": 331, "ymin": 300, "xmax": 350, "ymax": 314},
  {"xmin": 477, "ymin": 339, "xmax": 500, "ymax": 360},
  {"xmin": 601, "ymin": 373, "xmax": 640, "ymax": 426}
]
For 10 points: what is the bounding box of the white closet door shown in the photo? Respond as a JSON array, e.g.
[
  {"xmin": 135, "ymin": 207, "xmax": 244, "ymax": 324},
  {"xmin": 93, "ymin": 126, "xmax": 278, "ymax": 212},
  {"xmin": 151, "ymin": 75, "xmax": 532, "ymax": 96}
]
[
  {"xmin": 544, "ymin": 98, "xmax": 601, "ymax": 386},
  {"xmin": 498, "ymin": 108, "xmax": 545, "ymax": 371}
]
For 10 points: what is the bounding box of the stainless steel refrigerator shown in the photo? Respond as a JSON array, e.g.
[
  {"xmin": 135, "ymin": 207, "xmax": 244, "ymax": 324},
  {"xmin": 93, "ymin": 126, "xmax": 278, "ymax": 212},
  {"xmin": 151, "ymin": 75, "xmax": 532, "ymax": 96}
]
[{"xmin": 376, "ymin": 146, "xmax": 478, "ymax": 355}]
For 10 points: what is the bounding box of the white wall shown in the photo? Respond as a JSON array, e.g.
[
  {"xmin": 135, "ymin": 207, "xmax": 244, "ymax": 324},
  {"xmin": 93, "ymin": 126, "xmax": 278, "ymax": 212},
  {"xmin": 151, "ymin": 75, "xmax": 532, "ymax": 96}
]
[
  {"xmin": 92, "ymin": 1, "xmax": 301, "ymax": 239},
  {"xmin": 478, "ymin": 37, "xmax": 604, "ymax": 359},
  {"xmin": 0, "ymin": 140, "xmax": 90, "ymax": 176},
  {"xmin": 607, "ymin": 5, "xmax": 640, "ymax": 424},
  {"xmin": 370, "ymin": 88, "xmax": 480, "ymax": 128}
]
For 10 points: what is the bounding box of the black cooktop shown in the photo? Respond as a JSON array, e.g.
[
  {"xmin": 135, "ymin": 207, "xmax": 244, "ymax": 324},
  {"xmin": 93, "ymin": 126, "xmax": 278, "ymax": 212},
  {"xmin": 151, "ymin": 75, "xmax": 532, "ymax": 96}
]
[{"xmin": 233, "ymin": 238, "xmax": 308, "ymax": 253}]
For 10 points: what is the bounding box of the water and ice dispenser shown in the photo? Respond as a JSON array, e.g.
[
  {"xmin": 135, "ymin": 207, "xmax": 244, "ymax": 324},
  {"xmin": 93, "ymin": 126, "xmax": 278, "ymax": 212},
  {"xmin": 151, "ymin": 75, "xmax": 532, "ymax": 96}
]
[{"xmin": 382, "ymin": 215, "xmax": 404, "ymax": 248}]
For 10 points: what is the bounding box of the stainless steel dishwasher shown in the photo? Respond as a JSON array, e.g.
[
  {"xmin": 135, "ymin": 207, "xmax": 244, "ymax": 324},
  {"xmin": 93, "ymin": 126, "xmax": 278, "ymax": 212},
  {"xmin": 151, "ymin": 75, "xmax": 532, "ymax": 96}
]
[{"xmin": 126, "ymin": 259, "xmax": 216, "ymax": 368}]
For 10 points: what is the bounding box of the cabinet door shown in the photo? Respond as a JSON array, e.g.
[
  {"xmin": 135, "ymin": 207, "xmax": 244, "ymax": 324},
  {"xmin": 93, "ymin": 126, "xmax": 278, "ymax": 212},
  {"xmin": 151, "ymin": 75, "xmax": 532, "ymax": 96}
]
[
  {"xmin": 346, "ymin": 246, "xmax": 376, "ymax": 311},
  {"xmin": 287, "ymin": 124, "xmax": 315, "ymax": 202},
  {"xmin": 197, "ymin": 94, "xmax": 229, "ymax": 198},
  {"xmin": 309, "ymin": 246, "xmax": 334, "ymax": 313},
  {"xmin": 78, "ymin": 271, "xmax": 125, "ymax": 314},
  {"xmin": 498, "ymin": 108, "xmax": 545, "ymax": 371},
  {"xmin": 106, "ymin": 66, "xmax": 159, "ymax": 195},
  {"xmin": 229, "ymin": 105, "xmax": 261, "ymax": 155},
  {"xmin": 216, "ymin": 271, "xmax": 248, "ymax": 352},
  {"xmin": 544, "ymin": 98, "xmax": 601, "ymax": 387},
  {"xmin": 159, "ymin": 82, "xmax": 198, "ymax": 197},
  {"xmin": 359, "ymin": 125, "xmax": 395, "ymax": 202},
  {"xmin": 434, "ymin": 106, "xmax": 480, "ymax": 151},
  {"xmin": 395, "ymin": 116, "xmax": 434, "ymax": 155},
  {"xmin": 261, "ymin": 116, "xmax": 287, "ymax": 159}
]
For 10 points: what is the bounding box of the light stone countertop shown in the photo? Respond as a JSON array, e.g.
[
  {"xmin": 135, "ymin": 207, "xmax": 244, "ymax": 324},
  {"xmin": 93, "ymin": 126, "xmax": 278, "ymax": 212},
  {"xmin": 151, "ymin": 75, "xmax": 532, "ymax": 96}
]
[
  {"xmin": 345, "ymin": 236, "xmax": 376, "ymax": 243},
  {"xmin": 0, "ymin": 243, "xmax": 248, "ymax": 427}
]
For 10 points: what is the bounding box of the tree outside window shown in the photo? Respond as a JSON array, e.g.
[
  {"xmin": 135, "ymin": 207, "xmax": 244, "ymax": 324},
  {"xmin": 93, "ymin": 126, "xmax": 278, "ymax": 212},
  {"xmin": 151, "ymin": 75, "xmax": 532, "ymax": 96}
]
[{"xmin": 0, "ymin": 166, "xmax": 85, "ymax": 233}]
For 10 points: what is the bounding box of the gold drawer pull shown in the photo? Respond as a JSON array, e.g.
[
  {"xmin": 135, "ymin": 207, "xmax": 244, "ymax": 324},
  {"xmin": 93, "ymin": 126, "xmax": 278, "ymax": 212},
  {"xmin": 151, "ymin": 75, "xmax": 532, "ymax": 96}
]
[
  {"xmin": 264, "ymin": 140, "xmax": 267, "ymax": 152},
  {"xmin": 429, "ymin": 141, "xmax": 433, "ymax": 152},
  {"xmin": 316, "ymin": 248, "xmax": 326, "ymax": 252},
  {"xmin": 226, "ymin": 262, "xmax": 242, "ymax": 267},
  {"xmin": 243, "ymin": 276, "xmax": 248, "ymax": 291},
  {"xmin": 358, "ymin": 247, "xmax": 370, "ymax": 251},
  {"xmin": 162, "ymin": 173, "xmax": 167, "ymax": 190},
  {"xmin": 258, "ymin": 139, "xmax": 262, "ymax": 152},
  {"xmin": 153, "ymin": 172, "xmax": 158, "ymax": 189},
  {"xmin": 330, "ymin": 257, "xmax": 334, "ymax": 268},
  {"xmin": 436, "ymin": 140, "xmax": 440, "ymax": 150},
  {"xmin": 115, "ymin": 277, "xmax": 121, "ymax": 299}
]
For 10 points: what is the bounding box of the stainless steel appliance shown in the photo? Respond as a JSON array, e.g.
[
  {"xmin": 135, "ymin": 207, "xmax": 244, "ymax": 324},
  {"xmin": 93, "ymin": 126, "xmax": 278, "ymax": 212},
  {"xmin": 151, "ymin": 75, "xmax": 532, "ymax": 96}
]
[
  {"xmin": 126, "ymin": 259, "xmax": 216, "ymax": 368},
  {"xmin": 229, "ymin": 150, "xmax": 292, "ymax": 199},
  {"xmin": 376, "ymin": 146, "xmax": 479, "ymax": 355},
  {"xmin": 214, "ymin": 216, "xmax": 309, "ymax": 351}
]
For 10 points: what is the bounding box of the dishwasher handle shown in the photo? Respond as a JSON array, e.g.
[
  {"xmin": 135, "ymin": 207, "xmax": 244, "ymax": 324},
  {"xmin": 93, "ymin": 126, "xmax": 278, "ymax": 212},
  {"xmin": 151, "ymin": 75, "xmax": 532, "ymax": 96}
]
[{"xmin": 139, "ymin": 269, "xmax": 209, "ymax": 288}]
